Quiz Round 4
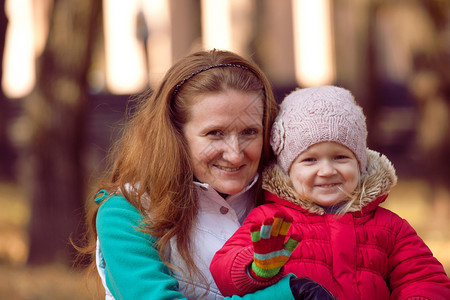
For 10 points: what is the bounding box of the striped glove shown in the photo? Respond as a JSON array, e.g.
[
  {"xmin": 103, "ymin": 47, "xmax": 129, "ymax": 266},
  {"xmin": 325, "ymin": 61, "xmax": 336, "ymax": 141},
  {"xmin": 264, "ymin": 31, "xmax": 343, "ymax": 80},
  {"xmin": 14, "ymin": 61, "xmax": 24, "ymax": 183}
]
[{"xmin": 250, "ymin": 211, "xmax": 301, "ymax": 281}]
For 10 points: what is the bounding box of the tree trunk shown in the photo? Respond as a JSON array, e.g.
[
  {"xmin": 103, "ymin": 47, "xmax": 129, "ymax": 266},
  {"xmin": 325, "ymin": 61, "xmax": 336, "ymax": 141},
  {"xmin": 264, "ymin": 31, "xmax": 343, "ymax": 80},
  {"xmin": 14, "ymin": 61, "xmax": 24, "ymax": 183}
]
[
  {"xmin": 0, "ymin": 0, "xmax": 16, "ymax": 181},
  {"xmin": 25, "ymin": 0, "xmax": 102, "ymax": 264}
]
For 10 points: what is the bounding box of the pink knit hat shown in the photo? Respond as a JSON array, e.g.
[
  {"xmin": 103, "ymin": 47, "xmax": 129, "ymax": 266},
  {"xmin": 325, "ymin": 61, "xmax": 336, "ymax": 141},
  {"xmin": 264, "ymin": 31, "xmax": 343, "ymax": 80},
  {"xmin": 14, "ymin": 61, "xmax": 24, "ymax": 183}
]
[{"xmin": 271, "ymin": 86, "xmax": 368, "ymax": 174}]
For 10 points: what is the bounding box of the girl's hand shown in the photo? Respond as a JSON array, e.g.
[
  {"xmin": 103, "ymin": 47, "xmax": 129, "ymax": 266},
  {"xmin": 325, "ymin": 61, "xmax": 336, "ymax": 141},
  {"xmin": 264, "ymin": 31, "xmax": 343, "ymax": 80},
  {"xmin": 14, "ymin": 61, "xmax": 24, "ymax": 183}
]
[{"xmin": 250, "ymin": 211, "xmax": 301, "ymax": 281}]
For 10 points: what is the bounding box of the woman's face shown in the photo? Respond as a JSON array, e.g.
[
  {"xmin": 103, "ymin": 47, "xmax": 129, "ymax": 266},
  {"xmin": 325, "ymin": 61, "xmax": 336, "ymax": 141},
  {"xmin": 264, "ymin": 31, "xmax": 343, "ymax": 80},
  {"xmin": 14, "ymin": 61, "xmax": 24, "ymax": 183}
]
[
  {"xmin": 183, "ymin": 90, "xmax": 264, "ymax": 195},
  {"xmin": 289, "ymin": 142, "xmax": 359, "ymax": 207}
]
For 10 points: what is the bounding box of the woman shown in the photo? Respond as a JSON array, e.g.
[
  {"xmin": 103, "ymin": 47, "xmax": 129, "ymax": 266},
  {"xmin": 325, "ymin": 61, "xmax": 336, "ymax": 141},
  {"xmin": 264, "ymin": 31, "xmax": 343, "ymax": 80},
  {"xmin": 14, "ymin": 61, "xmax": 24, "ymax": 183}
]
[{"xmin": 83, "ymin": 49, "xmax": 296, "ymax": 299}]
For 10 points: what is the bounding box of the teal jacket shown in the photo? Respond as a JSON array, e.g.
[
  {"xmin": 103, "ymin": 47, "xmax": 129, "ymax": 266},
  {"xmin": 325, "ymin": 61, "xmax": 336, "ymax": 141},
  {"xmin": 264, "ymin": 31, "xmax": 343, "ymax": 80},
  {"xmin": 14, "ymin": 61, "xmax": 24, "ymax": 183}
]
[{"xmin": 96, "ymin": 193, "xmax": 294, "ymax": 299}]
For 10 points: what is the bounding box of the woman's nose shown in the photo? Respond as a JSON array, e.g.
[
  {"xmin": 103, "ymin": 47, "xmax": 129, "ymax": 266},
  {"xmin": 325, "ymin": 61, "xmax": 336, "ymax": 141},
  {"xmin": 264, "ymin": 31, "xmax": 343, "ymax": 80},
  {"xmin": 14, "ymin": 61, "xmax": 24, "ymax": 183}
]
[{"xmin": 222, "ymin": 136, "xmax": 244, "ymax": 163}]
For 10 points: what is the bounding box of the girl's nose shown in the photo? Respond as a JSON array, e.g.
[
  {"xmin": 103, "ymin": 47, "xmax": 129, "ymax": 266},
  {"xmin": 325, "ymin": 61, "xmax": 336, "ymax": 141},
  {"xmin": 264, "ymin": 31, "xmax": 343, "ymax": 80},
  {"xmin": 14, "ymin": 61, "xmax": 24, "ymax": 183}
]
[{"xmin": 317, "ymin": 160, "xmax": 337, "ymax": 176}]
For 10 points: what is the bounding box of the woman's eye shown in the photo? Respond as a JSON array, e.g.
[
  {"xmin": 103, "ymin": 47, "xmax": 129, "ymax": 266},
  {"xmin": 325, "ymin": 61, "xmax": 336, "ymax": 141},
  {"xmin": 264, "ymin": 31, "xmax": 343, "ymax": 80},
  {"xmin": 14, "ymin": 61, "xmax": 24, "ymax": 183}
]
[
  {"xmin": 241, "ymin": 128, "xmax": 258, "ymax": 136},
  {"xmin": 206, "ymin": 130, "xmax": 223, "ymax": 137}
]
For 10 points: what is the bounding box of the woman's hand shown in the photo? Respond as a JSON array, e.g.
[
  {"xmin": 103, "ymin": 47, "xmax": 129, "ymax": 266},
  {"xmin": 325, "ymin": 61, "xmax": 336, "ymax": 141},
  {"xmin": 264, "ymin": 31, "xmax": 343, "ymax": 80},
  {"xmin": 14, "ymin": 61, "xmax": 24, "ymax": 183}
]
[
  {"xmin": 289, "ymin": 277, "xmax": 337, "ymax": 300},
  {"xmin": 249, "ymin": 211, "xmax": 301, "ymax": 281}
]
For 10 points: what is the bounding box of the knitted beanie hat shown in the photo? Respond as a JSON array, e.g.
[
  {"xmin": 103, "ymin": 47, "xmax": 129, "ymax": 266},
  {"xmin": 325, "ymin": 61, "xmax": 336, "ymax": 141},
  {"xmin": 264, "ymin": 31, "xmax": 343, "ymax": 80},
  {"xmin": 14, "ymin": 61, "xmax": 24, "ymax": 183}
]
[{"xmin": 271, "ymin": 86, "xmax": 368, "ymax": 174}]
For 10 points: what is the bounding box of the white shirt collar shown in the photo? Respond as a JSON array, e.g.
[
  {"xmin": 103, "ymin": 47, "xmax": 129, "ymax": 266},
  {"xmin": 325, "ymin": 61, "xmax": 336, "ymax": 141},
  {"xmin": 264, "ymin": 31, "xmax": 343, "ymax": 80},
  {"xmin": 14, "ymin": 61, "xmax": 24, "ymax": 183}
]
[{"xmin": 193, "ymin": 173, "xmax": 259, "ymax": 197}]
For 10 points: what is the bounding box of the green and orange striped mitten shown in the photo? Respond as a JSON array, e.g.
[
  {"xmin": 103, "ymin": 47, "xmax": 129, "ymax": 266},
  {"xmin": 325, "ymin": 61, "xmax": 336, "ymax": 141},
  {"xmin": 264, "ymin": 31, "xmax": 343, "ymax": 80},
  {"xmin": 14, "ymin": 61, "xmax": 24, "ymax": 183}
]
[{"xmin": 250, "ymin": 211, "xmax": 301, "ymax": 281}]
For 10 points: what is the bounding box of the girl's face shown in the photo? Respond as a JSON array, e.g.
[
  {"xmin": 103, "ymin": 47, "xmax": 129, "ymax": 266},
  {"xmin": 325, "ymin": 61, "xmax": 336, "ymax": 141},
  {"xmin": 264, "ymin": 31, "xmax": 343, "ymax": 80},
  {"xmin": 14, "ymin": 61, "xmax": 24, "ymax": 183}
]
[
  {"xmin": 289, "ymin": 142, "xmax": 359, "ymax": 207},
  {"xmin": 183, "ymin": 90, "xmax": 264, "ymax": 195}
]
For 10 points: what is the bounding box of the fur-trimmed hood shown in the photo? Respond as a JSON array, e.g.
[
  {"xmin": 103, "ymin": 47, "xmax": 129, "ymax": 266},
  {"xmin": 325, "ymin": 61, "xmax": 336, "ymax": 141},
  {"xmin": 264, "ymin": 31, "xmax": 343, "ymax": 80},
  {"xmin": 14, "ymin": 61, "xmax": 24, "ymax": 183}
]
[{"xmin": 262, "ymin": 149, "xmax": 397, "ymax": 215}]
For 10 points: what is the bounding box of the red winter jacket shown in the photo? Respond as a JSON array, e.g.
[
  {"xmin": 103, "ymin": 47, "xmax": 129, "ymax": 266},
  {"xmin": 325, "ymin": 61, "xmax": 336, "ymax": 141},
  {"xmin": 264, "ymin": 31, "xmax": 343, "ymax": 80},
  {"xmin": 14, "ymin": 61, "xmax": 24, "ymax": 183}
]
[{"xmin": 210, "ymin": 150, "xmax": 450, "ymax": 299}]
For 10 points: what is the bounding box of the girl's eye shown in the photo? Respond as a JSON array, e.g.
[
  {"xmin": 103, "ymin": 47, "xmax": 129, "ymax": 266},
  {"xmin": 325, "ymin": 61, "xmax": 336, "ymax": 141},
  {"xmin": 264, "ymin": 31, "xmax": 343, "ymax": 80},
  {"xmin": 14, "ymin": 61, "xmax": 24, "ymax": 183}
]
[
  {"xmin": 335, "ymin": 155, "xmax": 349, "ymax": 160},
  {"xmin": 301, "ymin": 157, "xmax": 316, "ymax": 163}
]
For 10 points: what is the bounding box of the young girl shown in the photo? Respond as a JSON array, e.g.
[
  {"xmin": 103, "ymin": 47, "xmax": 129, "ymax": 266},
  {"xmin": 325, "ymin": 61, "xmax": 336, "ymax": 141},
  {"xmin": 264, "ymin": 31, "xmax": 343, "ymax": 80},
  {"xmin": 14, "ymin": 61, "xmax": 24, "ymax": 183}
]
[{"xmin": 210, "ymin": 86, "xmax": 450, "ymax": 299}]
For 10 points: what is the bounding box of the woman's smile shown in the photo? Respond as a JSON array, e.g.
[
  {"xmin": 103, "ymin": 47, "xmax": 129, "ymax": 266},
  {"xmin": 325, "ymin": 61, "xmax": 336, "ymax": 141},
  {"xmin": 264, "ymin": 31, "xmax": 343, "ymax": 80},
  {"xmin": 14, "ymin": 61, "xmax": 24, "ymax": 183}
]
[{"xmin": 215, "ymin": 164, "xmax": 244, "ymax": 172}]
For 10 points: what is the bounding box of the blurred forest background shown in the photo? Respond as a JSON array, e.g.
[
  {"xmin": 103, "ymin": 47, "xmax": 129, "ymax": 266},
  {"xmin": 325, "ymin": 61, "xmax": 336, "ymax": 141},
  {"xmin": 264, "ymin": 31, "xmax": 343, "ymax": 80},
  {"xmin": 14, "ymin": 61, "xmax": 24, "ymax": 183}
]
[{"xmin": 0, "ymin": 0, "xmax": 449, "ymax": 298}]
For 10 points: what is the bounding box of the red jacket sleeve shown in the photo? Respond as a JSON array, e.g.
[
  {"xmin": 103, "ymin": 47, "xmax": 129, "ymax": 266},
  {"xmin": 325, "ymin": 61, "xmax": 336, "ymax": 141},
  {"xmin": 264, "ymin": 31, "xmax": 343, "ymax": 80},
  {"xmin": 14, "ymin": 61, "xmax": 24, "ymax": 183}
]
[
  {"xmin": 210, "ymin": 207, "xmax": 285, "ymax": 297},
  {"xmin": 388, "ymin": 216, "xmax": 450, "ymax": 299}
]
